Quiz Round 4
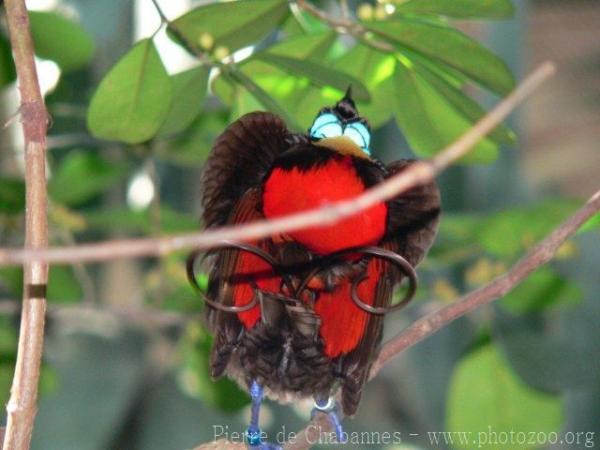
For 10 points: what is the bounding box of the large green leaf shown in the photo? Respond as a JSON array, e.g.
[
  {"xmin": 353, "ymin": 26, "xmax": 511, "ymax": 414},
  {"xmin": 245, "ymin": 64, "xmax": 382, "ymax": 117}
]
[
  {"xmin": 447, "ymin": 344, "xmax": 562, "ymax": 450},
  {"xmin": 281, "ymin": 45, "xmax": 397, "ymax": 132},
  {"xmin": 226, "ymin": 69, "xmax": 300, "ymax": 130},
  {"xmin": 0, "ymin": 177, "xmax": 25, "ymax": 214},
  {"xmin": 395, "ymin": 0, "xmax": 515, "ymax": 19},
  {"xmin": 476, "ymin": 200, "xmax": 580, "ymax": 259},
  {"xmin": 393, "ymin": 62, "xmax": 498, "ymax": 163},
  {"xmin": 256, "ymin": 54, "xmax": 371, "ymax": 101},
  {"xmin": 172, "ymin": 0, "xmax": 289, "ymax": 54},
  {"xmin": 49, "ymin": 151, "xmax": 129, "ymax": 206},
  {"xmin": 266, "ymin": 31, "xmax": 337, "ymax": 59},
  {"xmin": 0, "ymin": 33, "xmax": 16, "ymax": 88},
  {"xmin": 87, "ymin": 39, "xmax": 172, "ymax": 144},
  {"xmin": 414, "ymin": 60, "xmax": 516, "ymax": 145},
  {"xmin": 500, "ymin": 267, "xmax": 582, "ymax": 314},
  {"xmin": 29, "ymin": 11, "xmax": 94, "ymax": 72},
  {"xmin": 158, "ymin": 66, "xmax": 209, "ymax": 136},
  {"xmin": 367, "ymin": 19, "xmax": 515, "ymax": 95}
]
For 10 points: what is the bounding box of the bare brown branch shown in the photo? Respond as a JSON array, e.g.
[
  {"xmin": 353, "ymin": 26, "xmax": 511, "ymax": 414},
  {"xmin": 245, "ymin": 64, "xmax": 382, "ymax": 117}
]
[
  {"xmin": 2, "ymin": 1, "xmax": 49, "ymax": 449},
  {"xmin": 0, "ymin": 63, "xmax": 555, "ymax": 268}
]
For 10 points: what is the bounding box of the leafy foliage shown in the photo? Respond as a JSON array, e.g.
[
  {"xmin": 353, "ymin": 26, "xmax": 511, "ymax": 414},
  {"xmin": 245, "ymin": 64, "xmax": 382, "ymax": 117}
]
[
  {"xmin": 171, "ymin": 0, "xmax": 289, "ymax": 55},
  {"xmin": 82, "ymin": 0, "xmax": 519, "ymax": 161},
  {"xmin": 447, "ymin": 344, "xmax": 563, "ymax": 450},
  {"xmin": 87, "ymin": 39, "xmax": 172, "ymax": 143},
  {"xmin": 29, "ymin": 11, "xmax": 95, "ymax": 72}
]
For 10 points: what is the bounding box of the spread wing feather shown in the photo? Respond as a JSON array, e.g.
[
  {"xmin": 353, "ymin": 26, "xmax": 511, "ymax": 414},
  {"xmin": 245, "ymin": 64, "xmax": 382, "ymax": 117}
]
[
  {"xmin": 202, "ymin": 112, "xmax": 292, "ymax": 228},
  {"xmin": 202, "ymin": 111, "xmax": 292, "ymax": 378}
]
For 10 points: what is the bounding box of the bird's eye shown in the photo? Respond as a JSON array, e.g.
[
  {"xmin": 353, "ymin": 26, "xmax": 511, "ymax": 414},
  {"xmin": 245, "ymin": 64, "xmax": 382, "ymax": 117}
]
[
  {"xmin": 344, "ymin": 122, "xmax": 371, "ymax": 155},
  {"xmin": 309, "ymin": 113, "xmax": 343, "ymax": 140}
]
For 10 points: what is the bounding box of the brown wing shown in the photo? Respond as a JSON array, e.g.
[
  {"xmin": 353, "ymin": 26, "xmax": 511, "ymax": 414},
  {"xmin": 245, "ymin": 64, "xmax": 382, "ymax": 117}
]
[
  {"xmin": 339, "ymin": 159, "xmax": 441, "ymax": 415},
  {"xmin": 383, "ymin": 159, "xmax": 441, "ymax": 266},
  {"xmin": 206, "ymin": 189, "xmax": 278, "ymax": 378},
  {"xmin": 202, "ymin": 111, "xmax": 292, "ymax": 228}
]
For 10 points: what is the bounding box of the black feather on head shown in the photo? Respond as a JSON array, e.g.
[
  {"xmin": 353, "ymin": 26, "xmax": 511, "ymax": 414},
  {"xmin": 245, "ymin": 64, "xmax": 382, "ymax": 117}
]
[{"xmin": 334, "ymin": 85, "xmax": 359, "ymax": 121}]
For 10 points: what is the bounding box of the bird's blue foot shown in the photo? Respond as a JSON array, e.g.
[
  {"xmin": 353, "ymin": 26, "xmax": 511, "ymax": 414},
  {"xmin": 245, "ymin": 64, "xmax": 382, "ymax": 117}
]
[
  {"xmin": 245, "ymin": 380, "xmax": 282, "ymax": 450},
  {"xmin": 311, "ymin": 397, "xmax": 346, "ymax": 443}
]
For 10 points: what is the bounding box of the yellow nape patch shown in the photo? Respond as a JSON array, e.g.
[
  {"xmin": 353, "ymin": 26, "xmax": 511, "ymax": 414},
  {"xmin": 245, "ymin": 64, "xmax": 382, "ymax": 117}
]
[{"xmin": 315, "ymin": 136, "xmax": 370, "ymax": 159}]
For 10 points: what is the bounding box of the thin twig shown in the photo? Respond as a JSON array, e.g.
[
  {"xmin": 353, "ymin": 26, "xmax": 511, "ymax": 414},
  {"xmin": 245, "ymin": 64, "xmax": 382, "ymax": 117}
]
[
  {"xmin": 283, "ymin": 188, "xmax": 600, "ymax": 450},
  {"xmin": 149, "ymin": 0, "xmax": 169, "ymax": 23},
  {"xmin": 0, "ymin": 299, "xmax": 193, "ymax": 329},
  {"xmin": 0, "ymin": 62, "xmax": 556, "ymax": 267},
  {"xmin": 2, "ymin": 1, "xmax": 49, "ymax": 449}
]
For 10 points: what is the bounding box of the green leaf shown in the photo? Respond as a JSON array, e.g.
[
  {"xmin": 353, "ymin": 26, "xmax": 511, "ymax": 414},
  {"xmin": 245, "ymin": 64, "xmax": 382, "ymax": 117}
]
[
  {"xmin": 226, "ymin": 69, "xmax": 300, "ymax": 130},
  {"xmin": 47, "ymin": 266, "xmax": 83, "ymax": 303},
  {"xmin": 266, "ymin": 31, "xmax": 337, "ymax": 59},
  {"xmin": 393, "ymin": 62, "xmax": 498, "ymax": 163},
  {"xmin": 0, "ymin": 33, "xmax": 16, "ymax": 88},
  {"xmin": 414, "ymin": 60, "xmax": 516, "ymax": 145},
  {"xmin": 157, "ymin": 111, "xmax": 228, "ymax": 167},
  {"xmin": 172, "ymin": 0, "xmax": 289, "ymax": 54},
  {"xmin": 49, "ymin": 151, "xmax": 129, "ymax": 206},
  {"xmin": 211, "ymin": 32, "xmax": 340, "ymax": 128},
  {"xmin": 256, "ymin": 54, "xmax": 371, "ymax": 102},
  {"xmin": 29, "ymin": 11, "xmax": 94, "ymax": 72},
  {"xmin": 158, "ymin": 66, "xmax": 209, "ymax": 136},
  {"xmin": 278, "ymin": 45, "xmax": 396, "ymax": 131},
  {"xmin": 501, "ymin": 267, "xmax": 582, "ymax": 314},
  {"xmin": 367, "ymin": 19, "xmax": 515, "ymax": 95},
  {"xmin": 87, "ymin": 39, "xmax": 172, "ymax": 144},
  {"xmin": 395, "ymin": 0, "xmax": 515, "ymax": 19},
  {"xmin": 477, "ymin": 200, "xmax": 580, "ymax": 259},
  {"xmin": 0, "ymin": 177, "xmax": 25, "ymax": 214},
  {"xmin": 447, "ymin": 344, "xmax": 562, "ymax": 450},
  {"xmin": 332, "ymin": 44, "xmax": 396, "ymax": 128}
]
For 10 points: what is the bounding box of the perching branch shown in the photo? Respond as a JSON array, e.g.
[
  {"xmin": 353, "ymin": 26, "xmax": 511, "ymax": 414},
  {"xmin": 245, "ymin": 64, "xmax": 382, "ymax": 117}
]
[
  {"xmin": 2, "ymin": 1, "xmax": 49, "ymax": 449},
  {"xmin": 0, "ymin": 63, "xmax": 555, "ymax": 267},
  {"xmin": 282, "ymin": 188, "xmax": 600, "ymax": 450}
]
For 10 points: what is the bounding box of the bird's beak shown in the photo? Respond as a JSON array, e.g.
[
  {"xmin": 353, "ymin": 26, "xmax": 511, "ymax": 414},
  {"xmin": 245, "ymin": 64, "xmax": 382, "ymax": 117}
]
[{"xmin": 315, "ymin": 136, "xmax": 368, "ymax": 159}]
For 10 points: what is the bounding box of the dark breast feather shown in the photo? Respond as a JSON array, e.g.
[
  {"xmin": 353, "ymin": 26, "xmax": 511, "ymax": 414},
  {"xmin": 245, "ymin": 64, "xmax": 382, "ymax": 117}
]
[{"xmin": 202, "ymin": 111, "xmax": 293, "ymax": 228}]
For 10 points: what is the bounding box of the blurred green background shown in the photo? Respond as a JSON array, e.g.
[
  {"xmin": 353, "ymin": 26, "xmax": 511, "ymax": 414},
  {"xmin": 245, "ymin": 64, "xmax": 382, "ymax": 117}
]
[{"xmin": 0, "ymin": 0, "xmax": 599, "ymax": 449}]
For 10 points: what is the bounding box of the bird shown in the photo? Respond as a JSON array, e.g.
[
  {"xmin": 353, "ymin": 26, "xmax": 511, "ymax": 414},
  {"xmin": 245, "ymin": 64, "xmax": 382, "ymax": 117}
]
[{"xmin": 189, "ymin": 89, "xmax": 440, "ymax": 449}]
